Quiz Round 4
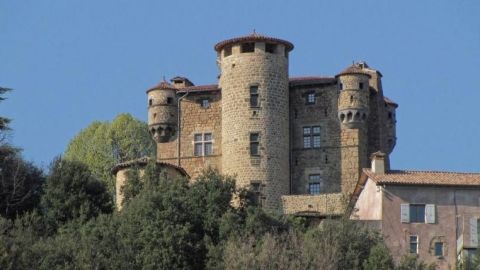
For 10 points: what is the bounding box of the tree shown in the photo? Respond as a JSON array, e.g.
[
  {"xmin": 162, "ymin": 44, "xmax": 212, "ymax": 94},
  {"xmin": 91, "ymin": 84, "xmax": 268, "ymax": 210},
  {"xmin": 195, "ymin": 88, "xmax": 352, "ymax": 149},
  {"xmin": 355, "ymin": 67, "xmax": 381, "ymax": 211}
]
[
  {"xmin": 0, "ymin": 145, "xmax": 44, "ymax": 219},
  {"xmin": 64, "ymin": 113, "xmax": 155, "ymax": 191},
  {"xmin": 0, "ymin": 87, "xmax": 12, "ymax": 143},
  {"xmin": 363, "ymin": 243, "xmax": 394, "ymax": 270},
  {"xmin": 41, "ymin": 158, "xmax": 113, "ymax": 226}
]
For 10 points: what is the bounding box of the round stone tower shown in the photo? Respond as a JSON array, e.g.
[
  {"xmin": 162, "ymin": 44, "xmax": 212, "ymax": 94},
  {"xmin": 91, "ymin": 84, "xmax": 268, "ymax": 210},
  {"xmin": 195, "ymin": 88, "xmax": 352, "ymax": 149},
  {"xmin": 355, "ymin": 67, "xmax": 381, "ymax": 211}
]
[
  {"xmin": 336, "ymin": 63, "xmax": 371, "ymax": 128},
  {"xmin": 215, "ymin": 33, "xmax": 294, "ymax": 210},
  {"xmin": 146, "ymin": 81, "xmax": 178, "ymax": 144},
  {"xmin": 336, "ymin": 63, "xmax": 371, "ymax": 194}
]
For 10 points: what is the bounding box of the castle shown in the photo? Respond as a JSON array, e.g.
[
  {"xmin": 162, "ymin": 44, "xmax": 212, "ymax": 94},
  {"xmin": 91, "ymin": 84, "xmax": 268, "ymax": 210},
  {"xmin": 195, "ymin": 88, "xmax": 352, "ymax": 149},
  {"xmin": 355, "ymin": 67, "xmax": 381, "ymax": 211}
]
[{"xmin": 114, "ymin": 33, "xmax": 398, "ymax": 215}]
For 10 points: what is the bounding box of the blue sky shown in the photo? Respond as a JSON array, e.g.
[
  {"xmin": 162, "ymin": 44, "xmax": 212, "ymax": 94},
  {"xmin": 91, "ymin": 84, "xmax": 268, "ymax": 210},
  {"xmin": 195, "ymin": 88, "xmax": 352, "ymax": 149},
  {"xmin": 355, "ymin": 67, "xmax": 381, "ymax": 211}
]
[{"xmin": 1, "ymin": 1, "xmax": 479, "ymax": 171}]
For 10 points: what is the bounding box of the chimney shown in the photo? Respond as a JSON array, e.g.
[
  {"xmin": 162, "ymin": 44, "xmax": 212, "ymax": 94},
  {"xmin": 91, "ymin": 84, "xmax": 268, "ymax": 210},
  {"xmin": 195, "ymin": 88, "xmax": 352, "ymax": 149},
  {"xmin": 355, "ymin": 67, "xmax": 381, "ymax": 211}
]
[{"xmin": 371, "ymin": 151, "xmax": 386, "ymax": 175}]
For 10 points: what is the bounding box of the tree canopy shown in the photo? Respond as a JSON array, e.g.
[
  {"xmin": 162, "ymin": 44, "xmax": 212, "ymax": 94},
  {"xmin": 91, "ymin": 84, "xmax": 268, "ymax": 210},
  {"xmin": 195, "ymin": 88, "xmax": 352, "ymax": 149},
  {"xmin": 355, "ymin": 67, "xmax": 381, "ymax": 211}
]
[
  {"xmin": 0, "ymin": 87, "xmax": 12, "ymax": 143},
  {"xmin": 64, "ymin": 113, "xmax": 155, "ymax": 191}
]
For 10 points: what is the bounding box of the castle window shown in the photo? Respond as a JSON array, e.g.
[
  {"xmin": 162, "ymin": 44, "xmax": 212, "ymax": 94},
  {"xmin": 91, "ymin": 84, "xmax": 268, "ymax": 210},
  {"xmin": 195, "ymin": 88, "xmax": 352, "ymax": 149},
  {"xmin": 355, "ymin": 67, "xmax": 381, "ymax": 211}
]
[
  {"xmin": 306, "ymin": 93, "xmax": 315, "ymax": 104},
  {"xmin": 149, "ymin": 99, "xmax": 153, "ymax": 106},
  {"xmin": 340, "ymin": 83, "xmax": 343, "ymax": 90},
  {"xmin": 265, "ymin": 43, "xmax": 277, "ymax": 54},
  {"xmin": 250, "ymin": 132, "xmax": 260, "ymax": 156},
  {"xmin": 249, "ymin": 181, "xmax": 264, "ymax": 206},
  {"xmin": 303, "ymin": 126, "xmax": 321, "ymax": 148},
  {"xmin": 201, "ymin": 99, "xmax": 210, "ymax": 108},
  {"xmin": 410, "ymin": 235, "xmax": 419, "ymax": 254},
  {"xmin": 434, "ymin": 242, "xmax": 444, "ymax": 256},
  {"xmin": 194, "ymin": 133, "xmax": 213, "ymax": 156},
  {"xmin": 241, "ymin": 42, "xmax": 255, "ymax": 53},
  {"xmin": 308, "ymin": 174, "xmax": 321, "ymax": 195},
  {"xmin": 250, "ymin": 86, "xmax": 259, "ymax": 107},
  {"xmin": 167, "ymin": 97, "xmax": 173, "ymax": 105},
  {"xmin": 359, "ymin": 82, "xmax": 364, "ymax": 89},
  {"xmin": 224, "ymin": 46, "xmax": 232, "ymax": 57}
]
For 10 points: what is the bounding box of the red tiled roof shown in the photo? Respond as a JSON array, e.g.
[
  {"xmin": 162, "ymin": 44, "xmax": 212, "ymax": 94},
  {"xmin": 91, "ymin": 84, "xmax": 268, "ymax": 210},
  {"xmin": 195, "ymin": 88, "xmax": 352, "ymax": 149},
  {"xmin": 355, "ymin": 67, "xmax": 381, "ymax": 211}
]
[
  {"xmin": 364, "ymin": 169, "xmax": 480, "ymax": 186},
  {"xmin": 214, "ymin": 32, "xmax": 294, "ymax": 52},
  {"xmin": 111, "ymin": 157, "xmax": 189, "ymax": 177},
  {"xmin": 146, "ymin": 80, "xmax": 177, "ymax": 93},
  {"xmin": 176, "ymin": 84, "xmax": 220, "ymax": 93},
  {"xmin": 384, "ymin": 96, "xmax": 398, "ymax": 107},
  {"xmin": 289, "ymin": 76, "xmax": 336, "ymax": 86},
  {"xmin": 336, "ymin": 63, "xmax": 372, "ymax": 78}
]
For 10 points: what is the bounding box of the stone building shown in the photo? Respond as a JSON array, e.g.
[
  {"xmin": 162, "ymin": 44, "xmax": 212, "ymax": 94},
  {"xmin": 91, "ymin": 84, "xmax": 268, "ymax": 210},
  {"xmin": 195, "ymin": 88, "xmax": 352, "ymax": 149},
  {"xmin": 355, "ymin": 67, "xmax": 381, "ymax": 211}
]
[
  {"xmin": 115, "ymin": 33, "xmax": 398, "ymax": 214},
  {"xmin": 351, "ymin": 152, "xmax": 480, "ymax": 269}
]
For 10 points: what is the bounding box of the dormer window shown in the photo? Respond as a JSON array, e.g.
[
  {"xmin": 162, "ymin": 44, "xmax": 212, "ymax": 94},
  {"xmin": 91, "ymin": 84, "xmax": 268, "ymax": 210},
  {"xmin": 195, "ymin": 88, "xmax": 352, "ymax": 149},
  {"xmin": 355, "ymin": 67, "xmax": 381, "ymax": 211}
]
[{"xmin": 241, "ymin": 43, "xmax": 255, "ymax": 53}]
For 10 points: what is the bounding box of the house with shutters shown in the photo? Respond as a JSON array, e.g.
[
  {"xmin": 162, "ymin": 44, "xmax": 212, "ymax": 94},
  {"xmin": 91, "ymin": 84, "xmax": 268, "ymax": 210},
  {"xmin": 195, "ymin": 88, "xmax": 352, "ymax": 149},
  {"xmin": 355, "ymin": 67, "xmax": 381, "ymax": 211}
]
[{"xmin": 351, "ymin": 152, "xmax": 480, "ymax": 269}]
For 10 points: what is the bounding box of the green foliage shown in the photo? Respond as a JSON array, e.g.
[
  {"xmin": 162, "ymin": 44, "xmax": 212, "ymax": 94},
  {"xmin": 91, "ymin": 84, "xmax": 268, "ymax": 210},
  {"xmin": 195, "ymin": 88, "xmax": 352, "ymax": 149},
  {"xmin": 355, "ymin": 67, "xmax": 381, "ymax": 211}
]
[
  {"xmin": 363, "ymin": 243, "xmax": 394, "ymax": 270},
  {"xmin": 396, "ymin": 254, "xmax": 436, "ymax": 270},
  {"xmin": 64, "ymin": 113, "xmax": 155, "ymax": 190},
  {"xmin": 0, "ymin": 145, "xmax": 44, "ymax": 219},
  {"xmin": 0, "ymin": 87, "xmax": 12, "ymax": 137},
  {"xmin": 0, "ymin": 167, "xmax": 400, "ymax": 270},
  {"xmin": 41, "ymin": 158, "xmax": 113, "ymax": 226}
]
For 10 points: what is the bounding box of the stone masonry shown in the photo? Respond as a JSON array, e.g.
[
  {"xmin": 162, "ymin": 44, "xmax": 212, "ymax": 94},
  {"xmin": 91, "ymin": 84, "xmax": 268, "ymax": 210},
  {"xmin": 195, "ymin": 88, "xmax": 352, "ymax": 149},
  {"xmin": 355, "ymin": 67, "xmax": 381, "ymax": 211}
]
[{"xmin": 115, "ymin": 33, "xmax": 398, "ymax": 215}]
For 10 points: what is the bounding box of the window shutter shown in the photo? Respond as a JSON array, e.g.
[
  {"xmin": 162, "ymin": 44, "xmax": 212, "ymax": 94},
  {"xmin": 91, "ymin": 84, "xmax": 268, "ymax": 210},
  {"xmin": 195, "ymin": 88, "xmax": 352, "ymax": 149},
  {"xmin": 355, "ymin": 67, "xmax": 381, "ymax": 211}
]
[
  {"xmin": 468, "ymin": 218, "xmax": 478, "ymax": 247},
  {"xmin": 400, "ymin": 204, "xmax": 410, "ymax": 223},
  {"xmin": 425, "ymin": 204, "xmax": 436, "ymax": 224}
]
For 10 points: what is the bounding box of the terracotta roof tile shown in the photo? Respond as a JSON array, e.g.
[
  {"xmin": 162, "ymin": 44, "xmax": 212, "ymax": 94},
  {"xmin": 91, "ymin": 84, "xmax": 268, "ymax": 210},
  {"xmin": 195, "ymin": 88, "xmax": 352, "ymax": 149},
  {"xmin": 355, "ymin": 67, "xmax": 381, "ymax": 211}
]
[
  {"xmin": 364, "ymin": 169, "xmax": 480, "ymax": 186},
  {"xmin": 146, "ymin": 80, "xmax": 177, "ymax": 93},
  {"xmin": 336, "ymin": 63, "xmax": 372, "ymax": 78},
  {"xmin": 289, "ymin": 76, "xmax": 336, "ymax": 86},
  {"xmin": 214, "ymin": 32, "xmax": 294, "ymax": 52},
  {"xmin": 176, "ymin": 84, "xmax": 220, "ymax": 93}
]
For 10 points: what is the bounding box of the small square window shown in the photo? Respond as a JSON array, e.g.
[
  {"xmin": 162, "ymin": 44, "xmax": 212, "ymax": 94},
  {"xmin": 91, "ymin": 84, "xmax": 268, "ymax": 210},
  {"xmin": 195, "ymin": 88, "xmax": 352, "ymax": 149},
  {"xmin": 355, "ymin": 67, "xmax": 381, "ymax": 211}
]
[
  {"xmin": 167, "ymin": 97, "xmax": 173, "ymax": 104},
  {"xmin": 306, "ymin": 93, "xmax": 315, "ymax": 104},
  {"xmin": 434, "ymin": 242, "xmax": 443, "ymax": 256},
  {"xmin": 201, "ymin": 99, "xmax": 210, "ymax": 108},
  {"xmin": 359, "ymin": 82, "xmax": 364, "ymax": 89}
]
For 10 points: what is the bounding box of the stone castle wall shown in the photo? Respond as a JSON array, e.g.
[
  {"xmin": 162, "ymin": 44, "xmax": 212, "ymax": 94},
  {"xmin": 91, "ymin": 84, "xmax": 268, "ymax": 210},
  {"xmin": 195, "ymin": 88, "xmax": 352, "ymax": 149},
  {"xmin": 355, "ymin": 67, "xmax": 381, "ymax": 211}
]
[
  {"xmin": 156, "ymin": 91, "xmax": 222, "ymax": 180},
  {"xmin": 219, "ymin": 42, "xmax": 290, "ymax": 210},
  {"xmin": 115, "ymin": 35, "xmax": 398, "ymax": 216}
]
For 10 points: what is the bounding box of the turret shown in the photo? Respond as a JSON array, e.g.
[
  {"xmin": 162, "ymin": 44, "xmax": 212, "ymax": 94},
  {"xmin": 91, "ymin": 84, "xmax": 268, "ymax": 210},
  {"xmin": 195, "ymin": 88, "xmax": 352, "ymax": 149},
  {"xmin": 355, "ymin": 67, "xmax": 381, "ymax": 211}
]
[
  {"xmin": 146, "ymin": 81, "xmax": 178, "ymax": 143},
  {"xmin": 336, "ymin": 63, "xmax": 371, "ymax": 195},
  {"xmin": 336, "ymin": 63, "xmax": 371, "ymax": 129},
  {"xmin": 215, "ymin": 33, "xmax": 294, "ymax": 210},
  {"xmin": 384, "ymin": 97, "xmax": 398, "ymax": 154}
]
